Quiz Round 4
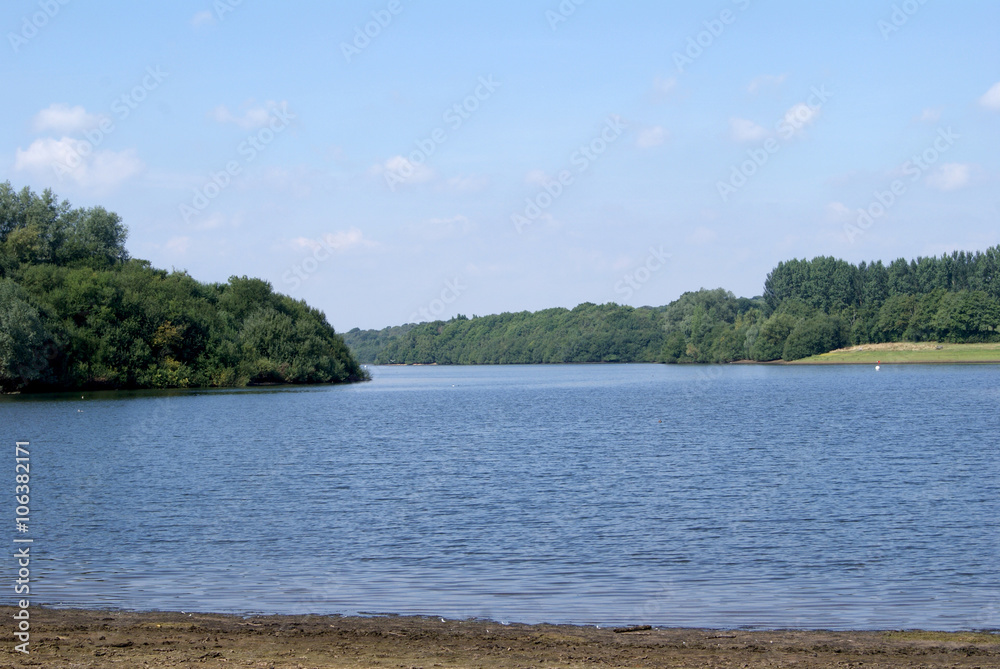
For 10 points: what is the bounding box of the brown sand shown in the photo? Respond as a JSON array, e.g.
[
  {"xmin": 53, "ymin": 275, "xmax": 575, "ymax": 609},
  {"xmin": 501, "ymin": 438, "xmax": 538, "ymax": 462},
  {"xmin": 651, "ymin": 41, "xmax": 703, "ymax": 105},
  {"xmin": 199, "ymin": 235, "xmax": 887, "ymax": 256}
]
[{"xmin": 3, "ymin": 607, "xmax": 998, "ymax": 668}]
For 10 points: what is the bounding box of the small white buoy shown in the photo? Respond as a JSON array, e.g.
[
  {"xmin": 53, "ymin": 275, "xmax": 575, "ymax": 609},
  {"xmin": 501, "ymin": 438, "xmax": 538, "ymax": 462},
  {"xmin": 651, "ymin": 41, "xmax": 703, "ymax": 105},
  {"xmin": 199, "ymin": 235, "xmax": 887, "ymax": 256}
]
[{"xmin": 875, "ymin": 360, "xmax": 881, "ymax": 371}]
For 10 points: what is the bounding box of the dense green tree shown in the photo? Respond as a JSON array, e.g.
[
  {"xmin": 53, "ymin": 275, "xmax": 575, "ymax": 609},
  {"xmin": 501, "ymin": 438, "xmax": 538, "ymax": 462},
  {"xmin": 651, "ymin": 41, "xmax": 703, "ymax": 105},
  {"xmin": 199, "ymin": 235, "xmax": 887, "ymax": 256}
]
[
  {"xmin": 903, "ymin": 290, "xmax": 946, "ymax": 341},
  {"xmin": 661, "ymin": 331, "xmax": 687, "ymax": 363},
  {"xmin": 0, "ymin": 279, "xmax": 54, "ymax": 390},
  {"xmin": 782, "ymin": 314, "xmax": 848, "ymax": 361},
  {"xmin": 750, "ymin": 313, "xmax": 800, "ymax": 361},
  {"xmin": 933, "ymin": 291, "xmax": 1000, "ymax": 342},
  {"xmin": 874, "ymin": 294, "xmax": 917, "ymax": 342},
  {"xmin": 0, "ymin": 185, "xmax": 367, "ymax": 392},
  {"xmin": 348, "ymin": 245, "xmax": 1000, "ymax": 365}
]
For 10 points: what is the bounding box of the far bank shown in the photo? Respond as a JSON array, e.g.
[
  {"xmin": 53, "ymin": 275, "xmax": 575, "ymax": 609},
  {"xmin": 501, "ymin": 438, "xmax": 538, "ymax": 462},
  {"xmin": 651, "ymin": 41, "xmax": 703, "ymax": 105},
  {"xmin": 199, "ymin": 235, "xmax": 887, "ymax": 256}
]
[{"xmin": 792, "ymin": 341, "xmax": 1000, "ymax": 364}]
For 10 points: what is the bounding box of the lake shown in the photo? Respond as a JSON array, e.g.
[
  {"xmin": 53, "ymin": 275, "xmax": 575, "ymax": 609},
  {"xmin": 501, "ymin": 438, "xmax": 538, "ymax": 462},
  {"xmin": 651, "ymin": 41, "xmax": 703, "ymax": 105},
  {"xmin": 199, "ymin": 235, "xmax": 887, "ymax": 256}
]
[{"xmin": 3, "ymin": 364, "xmax": 999, "ymax": 630}]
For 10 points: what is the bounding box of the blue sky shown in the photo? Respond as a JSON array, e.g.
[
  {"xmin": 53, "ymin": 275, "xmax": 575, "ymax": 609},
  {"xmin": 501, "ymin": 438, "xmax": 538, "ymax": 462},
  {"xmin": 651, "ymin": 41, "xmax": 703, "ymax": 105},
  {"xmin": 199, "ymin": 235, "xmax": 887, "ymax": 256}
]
[{"xmin": 3, "ymin": 1, "xmax": 999, "ymax": 330}]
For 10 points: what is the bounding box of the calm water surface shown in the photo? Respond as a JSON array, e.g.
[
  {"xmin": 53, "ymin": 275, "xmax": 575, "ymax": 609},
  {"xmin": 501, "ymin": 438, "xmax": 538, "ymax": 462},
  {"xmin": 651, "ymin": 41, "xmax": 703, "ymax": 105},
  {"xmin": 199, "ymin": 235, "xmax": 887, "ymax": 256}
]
[{"xmin": 3, "ymin": 364, "xmax": 999, "ymax": 630}]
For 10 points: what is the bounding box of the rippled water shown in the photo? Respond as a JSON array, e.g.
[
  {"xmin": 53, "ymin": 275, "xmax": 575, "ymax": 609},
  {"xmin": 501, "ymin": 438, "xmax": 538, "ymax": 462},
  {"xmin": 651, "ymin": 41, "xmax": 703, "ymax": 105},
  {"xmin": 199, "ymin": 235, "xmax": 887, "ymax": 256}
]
[{"xmin": 4, "ymin": 364, "xmax": 999, "ymax": 630}]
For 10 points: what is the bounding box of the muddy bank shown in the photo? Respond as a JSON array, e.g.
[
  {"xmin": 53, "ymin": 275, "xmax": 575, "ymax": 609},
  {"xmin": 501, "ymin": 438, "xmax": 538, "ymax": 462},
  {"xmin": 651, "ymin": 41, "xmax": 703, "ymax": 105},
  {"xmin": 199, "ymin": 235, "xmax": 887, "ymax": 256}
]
[{"xmin": 2, "ymin": 607, "xmax": 998, "ymax": 668}]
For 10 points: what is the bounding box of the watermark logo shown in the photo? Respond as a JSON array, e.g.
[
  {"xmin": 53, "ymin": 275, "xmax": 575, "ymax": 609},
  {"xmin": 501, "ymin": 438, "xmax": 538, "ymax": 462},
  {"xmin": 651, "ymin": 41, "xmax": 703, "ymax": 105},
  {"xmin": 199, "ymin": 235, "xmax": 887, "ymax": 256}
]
[
  {"xmin": 878, "ymin": 0, "xmax": 931, "ymax": 39},
  {"xmin": 546, "ymin": 0, "xmax": 586, "ymax": 31},
  {"xmin": 13, "ymin": 441, "xmax": 32, "ymax": 655}
]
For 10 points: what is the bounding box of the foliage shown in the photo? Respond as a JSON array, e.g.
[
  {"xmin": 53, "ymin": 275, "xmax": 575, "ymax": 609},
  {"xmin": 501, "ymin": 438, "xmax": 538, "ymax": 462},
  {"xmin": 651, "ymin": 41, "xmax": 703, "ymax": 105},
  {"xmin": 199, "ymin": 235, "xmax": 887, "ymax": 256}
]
[
  {"xmin": 781, "ymin": 314, "xmax": 848, "ymax": 361},
  {"xmin": 348, "ymin": 247, "xmax": 1000, "ymax": 366},
  {"xmin": 0, "ymin": 183, "xmax": 367, "ymax": 392},
  {"xmin": 0, "ymin": 279, "xmax": 54, "ymax": 391},
  {"xmin": 750, "ymin": 313, "xmax": 800, "ymax": 362},
  {"xmin": 342, "ymin": 323, "xmax": 416, "ymax": 364},
  {"xmin": 373, "ymin": 303, "xmax": 666, "ymax": 365}
]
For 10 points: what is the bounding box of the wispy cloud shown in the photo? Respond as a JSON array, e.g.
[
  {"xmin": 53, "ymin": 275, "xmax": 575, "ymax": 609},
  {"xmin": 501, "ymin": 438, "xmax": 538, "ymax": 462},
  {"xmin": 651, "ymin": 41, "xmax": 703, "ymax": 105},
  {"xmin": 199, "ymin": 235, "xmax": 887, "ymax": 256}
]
[
  {"xmin": 636, "ymin": 126, "xmax": 667, "ymax": 149},
  {"xmin": 925, "ymin": 163, "xmax": 971, "ymax": 191},
  {"xmin": 291, "ymin": 228, "xmax": 376, "ymax": 253},
  {"xmin": 443, "ymin": 175, "xmax": 490, "ymax": 192},
  {"xmin": 32, "ymin": 103, "xmax": 106, "ymax": 133},
  {"xmin": 166, "ymin": 236, "xmax": 192, "ymax": 254},
  {"xmin": 826, "ymin": 201, "xmax": 853, "ymax": 222},
  {"xmin": 747, "ymin": 74, "xmax": 786, "ymax": 94},
  {"xmin": 980, "ymin": 82, "xmax": 1000, "ymax": 111},
  {"xmin": 729, "ymin": 117, "xmax": 767, "ymax": 143},
  {"xmin": 370, "ymin": 155, "xmax": 435, "ymax": 187},
  {"xmin": 524, "ymin": 169, "xmax": 552, "ymax": 187},
  {"xmin": 686, "ymin": 226, "xmax": 718, "ymax": 245},
  {"xmin": 917, "ymin": 108, "xmax": 941, "ymax": 123},
  {"xmin": 651, "ymin": 76, "xmax": 676, "ymax": 101},
  {"xmin": 210, "ymin": 101, "xmax": 289, "ymax": 130},
  {"xmin": 15, "ymin": 137, "xmax": 143, "ymax": 192},
  {"xmin": 780, "ymin": 102, "xmax": 821, "ymax": 136},
  {"xmin": 190, "ymin": 11, "xmax": 215, "ymax": 28},
  {"xmin": 407, "ymin": 215, "xmax": 475, "ymax": 240}
]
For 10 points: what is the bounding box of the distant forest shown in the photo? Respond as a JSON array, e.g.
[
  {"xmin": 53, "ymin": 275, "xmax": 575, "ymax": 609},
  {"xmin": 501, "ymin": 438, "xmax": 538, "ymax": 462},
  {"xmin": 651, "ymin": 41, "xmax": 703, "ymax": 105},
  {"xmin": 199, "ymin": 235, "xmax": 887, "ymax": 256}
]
[
  {"xmin": 344, "ymin": 247, "xmax": 1000, "ymax": 365},
  {"xmin": 0, "ymin": 183, "xmax": 367, "ymax": 392}
]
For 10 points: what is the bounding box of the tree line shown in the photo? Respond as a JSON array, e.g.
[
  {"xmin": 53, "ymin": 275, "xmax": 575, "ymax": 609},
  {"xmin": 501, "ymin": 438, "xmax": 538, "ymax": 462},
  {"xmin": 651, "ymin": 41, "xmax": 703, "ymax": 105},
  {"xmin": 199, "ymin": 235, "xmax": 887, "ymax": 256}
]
[
  {"xmin": 0, "ymin": 183, "xmax": 367, "ymax": 392},
  {"xmin": 344, "ymin": 247, "xmax": 1000, "ymax": 365}
]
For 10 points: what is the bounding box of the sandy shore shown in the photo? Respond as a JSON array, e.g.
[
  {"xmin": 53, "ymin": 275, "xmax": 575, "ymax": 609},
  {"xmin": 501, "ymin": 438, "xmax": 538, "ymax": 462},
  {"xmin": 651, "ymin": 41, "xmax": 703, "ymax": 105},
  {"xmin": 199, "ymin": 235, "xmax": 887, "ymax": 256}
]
[{"xmin": 3, "ymin": 607, "xmax": 998, "ymax": 668}]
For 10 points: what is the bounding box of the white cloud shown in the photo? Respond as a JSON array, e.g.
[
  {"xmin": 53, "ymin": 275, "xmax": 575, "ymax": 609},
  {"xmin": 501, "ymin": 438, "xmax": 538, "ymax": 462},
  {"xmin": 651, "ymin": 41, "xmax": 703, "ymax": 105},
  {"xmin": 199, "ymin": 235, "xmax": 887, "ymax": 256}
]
[
  {"xmin": 190, "ymin": 10, "xmax": 215, "ymax": 27},
  {"xmin": 166, "ymin": 236, "xmax": 192, "ymax": 254},
  {"xmin": 443, "ymin": 175, "xmax": 489, "ymax": 192},
  {"xmin": 636, "ymin": 126, "xmax": 667, "ymax": 149},
  {"xmin": 652, "ymin": 76, "xmax": 676, "ymax": 99},
  {"xmin": 323, "ymin": 228, "xmax": 375, "ymax": 252},
  {"xmin": 408, "ymin": 215, "xmax": 474, "ymax": 240},
  {"xmin": 32, "ymin": 103, "xmax": 105, "ymax": 133},
  {"xmin": 729, "ymin": 117, "xmax": 767, "ymax": 143},
  {"xmin": 980, "ymin": 82, "xmax": 1000, "ymax": 111},
  {"xmin": 780, "ymin": 102, "xmax": 821, "ymax": 135},
  {"xmin": 210, "ymin": 101, "xmax": 288, "ymax": 129},
  {"xmin": 524, "ymin": 169, "xmax": 551, "ymax": 187},
  {"xmin": 371, "ymin": 155, "xmax": 435, "ymax": 186},
  {"xmin": 291, "ymin": 237, "xmax": 319, "ymax": 251},
  {"xmin": 747, "ymin": 74, "xmax": 786, "ymax": 94},
  {"xmin": 925, "ymin": 163, "xmax": 971, "ymax": 191},
  {"xmin": 195, "ymin": 212, "xmax": 229, "ymax": 230},
  {"xmin": 293, "ymin": 228, "xmax": 376, "ymax": 254},
  {"xmin": 14, "ymin": 137, "xmax": 143, "ymax": 191},
  {"xmin": 826, "ymin": 201, "xmax": 853, "ymax": 222},
  {"xmin": 918, "ymin": 108, "xmax": 941, "ymax": 123},
  {"xmin": 610, "ymin": 254, "xmax": 633, "ymax": 271}
]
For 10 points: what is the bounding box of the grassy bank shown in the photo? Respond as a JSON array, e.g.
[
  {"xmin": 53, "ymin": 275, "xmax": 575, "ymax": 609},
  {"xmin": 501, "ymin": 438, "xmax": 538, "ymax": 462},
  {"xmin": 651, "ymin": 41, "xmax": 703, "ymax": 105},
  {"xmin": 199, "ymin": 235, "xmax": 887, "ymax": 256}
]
[{"xmin": 794, "ymin": 341, "xmax": 1000, "ymax": 364}]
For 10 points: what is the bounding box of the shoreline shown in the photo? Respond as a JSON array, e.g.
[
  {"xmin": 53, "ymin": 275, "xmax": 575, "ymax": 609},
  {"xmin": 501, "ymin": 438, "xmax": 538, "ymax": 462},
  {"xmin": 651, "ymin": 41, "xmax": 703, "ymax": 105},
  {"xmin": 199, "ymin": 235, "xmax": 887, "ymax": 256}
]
[
  {"xmin": 787, "ymin": 358, "xmax": 1000, "ymax": 365},
  {"xmin": 8, "ymin": 607, "xmax": 998, "ymax": 668}
]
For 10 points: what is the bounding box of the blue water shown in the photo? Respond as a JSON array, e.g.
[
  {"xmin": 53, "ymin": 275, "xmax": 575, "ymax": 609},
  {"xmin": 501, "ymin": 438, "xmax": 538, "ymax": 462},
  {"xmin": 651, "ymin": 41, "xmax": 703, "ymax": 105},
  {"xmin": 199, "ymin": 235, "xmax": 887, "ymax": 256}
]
[{"xmin": 3, "ymin": 364, "xmax": 999, "ymax": 630}]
